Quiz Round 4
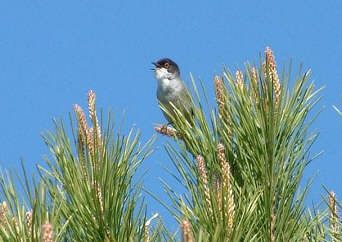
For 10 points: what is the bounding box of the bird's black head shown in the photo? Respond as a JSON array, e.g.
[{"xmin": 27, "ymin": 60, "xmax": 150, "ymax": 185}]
[{"xmin": 152, "ymin": 58, "xmax": 180, "ymax": 75}]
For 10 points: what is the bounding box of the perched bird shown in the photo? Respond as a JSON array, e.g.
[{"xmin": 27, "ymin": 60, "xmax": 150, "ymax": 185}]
[{"xmin": 152, "ymin": 58, "xmax": 193, "ymax": 125}]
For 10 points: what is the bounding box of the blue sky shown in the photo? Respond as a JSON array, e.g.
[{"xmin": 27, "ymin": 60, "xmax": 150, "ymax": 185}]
[{"xmin": 1, "ymin": 0, "xmax": 342, "ymax": 231}]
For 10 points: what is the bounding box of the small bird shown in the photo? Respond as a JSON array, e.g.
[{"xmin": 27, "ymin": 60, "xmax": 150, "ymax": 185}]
[{"xmin": 152, "ymin": 58, "xmax": 193, "ymax": 126}]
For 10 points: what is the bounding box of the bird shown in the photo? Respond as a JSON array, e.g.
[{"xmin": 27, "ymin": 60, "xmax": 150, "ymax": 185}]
[{"xmin": 152, "ymin": 58, "xmax": 194, "ymax": 126}]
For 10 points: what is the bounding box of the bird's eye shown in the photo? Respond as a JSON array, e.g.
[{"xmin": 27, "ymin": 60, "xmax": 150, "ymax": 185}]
[{"xmin": 164, "ymin": 63, "xmax": 170, "ymax": 68}]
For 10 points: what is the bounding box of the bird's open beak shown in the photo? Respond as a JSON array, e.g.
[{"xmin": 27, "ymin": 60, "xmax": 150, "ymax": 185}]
[{"xmin": 151, "ymin": 62, "xmax": 161, "ymax": 70}]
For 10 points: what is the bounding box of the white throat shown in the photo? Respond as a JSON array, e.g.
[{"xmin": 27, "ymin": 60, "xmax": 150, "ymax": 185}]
[
  {"xmin": 155, "ymin": 68, "xmax": 175, "ymax": 81},
  {"xmin": 155, "ymin": 69, "xmax": 181, "ymax": 89}
]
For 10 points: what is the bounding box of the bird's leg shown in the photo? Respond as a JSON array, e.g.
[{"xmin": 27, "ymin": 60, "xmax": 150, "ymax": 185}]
[{"xmin": 161, "ymin": 122, "xmax": 172, "ymax": 133}]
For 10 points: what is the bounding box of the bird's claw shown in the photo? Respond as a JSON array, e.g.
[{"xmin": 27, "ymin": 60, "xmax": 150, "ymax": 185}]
[{"xmin": 161, "ymin": 124, "xmax": 168, "ymax": 133}]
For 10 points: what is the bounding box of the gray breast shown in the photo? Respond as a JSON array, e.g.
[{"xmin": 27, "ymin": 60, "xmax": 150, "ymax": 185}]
[{"xmin": 157, "ymin": 79, "xmax": 193, "ymax": 123}]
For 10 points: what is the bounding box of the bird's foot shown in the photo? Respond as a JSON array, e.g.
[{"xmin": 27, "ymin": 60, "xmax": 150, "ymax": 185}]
[
  {"xmin": 154, "ymin": 123, "xmax": 182, "ymax": 139},
  {"xmin": 161, "ymin": 124, "xmax": 169, "ymax": 133}
]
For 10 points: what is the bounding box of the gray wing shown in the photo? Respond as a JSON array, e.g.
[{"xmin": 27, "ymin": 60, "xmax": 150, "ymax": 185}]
[
  {"xmin": 173, "ymin": 86, "xmax": 194, "ymax": 125},
  {"xmin": 157, "ymin": 82, "xmax": 194, "ymax": 124}
]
